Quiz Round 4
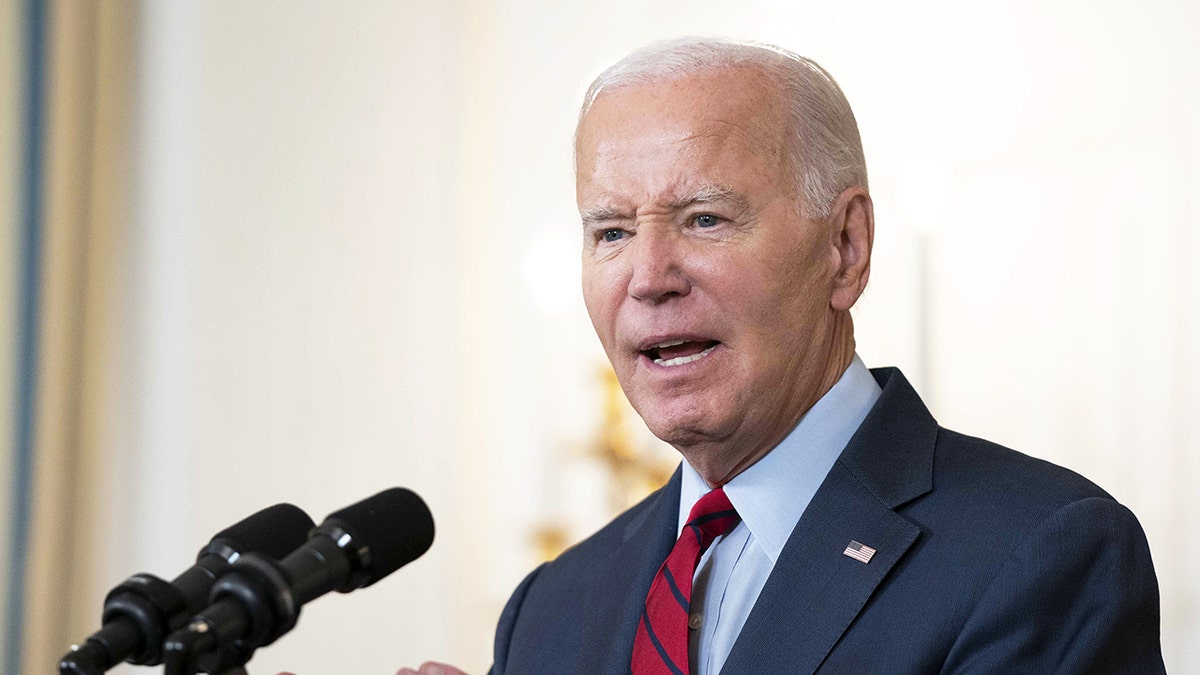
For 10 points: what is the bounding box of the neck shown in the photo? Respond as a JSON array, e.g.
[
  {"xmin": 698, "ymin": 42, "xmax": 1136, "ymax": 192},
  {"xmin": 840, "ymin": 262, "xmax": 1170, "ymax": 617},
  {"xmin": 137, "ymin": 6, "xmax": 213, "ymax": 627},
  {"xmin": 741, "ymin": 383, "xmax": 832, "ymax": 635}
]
[{"xmin": 688, "ymin": 312, "xmax": 857, "ymax": 487}]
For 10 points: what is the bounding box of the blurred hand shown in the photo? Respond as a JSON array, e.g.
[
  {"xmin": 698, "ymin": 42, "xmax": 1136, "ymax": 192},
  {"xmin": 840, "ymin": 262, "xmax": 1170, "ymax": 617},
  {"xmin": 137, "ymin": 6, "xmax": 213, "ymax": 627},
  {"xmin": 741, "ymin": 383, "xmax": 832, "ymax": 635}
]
[{"xmin": 396, "ymin": 662, "xmax": 469, "ymax": 675}]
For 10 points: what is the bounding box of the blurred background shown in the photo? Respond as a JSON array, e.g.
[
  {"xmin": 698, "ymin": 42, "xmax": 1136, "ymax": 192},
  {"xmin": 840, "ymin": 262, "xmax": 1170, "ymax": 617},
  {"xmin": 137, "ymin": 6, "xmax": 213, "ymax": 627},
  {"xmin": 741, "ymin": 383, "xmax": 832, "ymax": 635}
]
[{"xmin": 1, "ymin": 0, "xmax": 1197, "ymax": 673}]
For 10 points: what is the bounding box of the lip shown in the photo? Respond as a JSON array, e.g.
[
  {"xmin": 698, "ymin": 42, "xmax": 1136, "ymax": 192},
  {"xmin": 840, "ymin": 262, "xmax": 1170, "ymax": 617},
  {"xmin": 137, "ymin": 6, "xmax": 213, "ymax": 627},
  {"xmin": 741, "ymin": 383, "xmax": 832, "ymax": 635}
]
[
  {"xmin": 633, "ymin": 337, "xmax": 725, "ymax": 372},
  {"xmin": 640, "ymin": 344, "xmax": 720, "ymax": 368},
  {"xmin": 634, "ymin": 333, "xmax": 720, "ymax": 352}
]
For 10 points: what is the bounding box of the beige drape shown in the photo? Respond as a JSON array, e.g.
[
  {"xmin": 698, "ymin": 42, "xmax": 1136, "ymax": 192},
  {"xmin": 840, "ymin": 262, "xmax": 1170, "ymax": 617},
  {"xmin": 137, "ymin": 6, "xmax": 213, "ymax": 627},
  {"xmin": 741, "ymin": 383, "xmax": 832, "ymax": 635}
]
[
  {"xmin": 0, "ymin": 0, "xmax": 24, "ymax": 660},
  {"xmin": 20, "ymin": 1, "xmax": 135, "ymax": 671}
]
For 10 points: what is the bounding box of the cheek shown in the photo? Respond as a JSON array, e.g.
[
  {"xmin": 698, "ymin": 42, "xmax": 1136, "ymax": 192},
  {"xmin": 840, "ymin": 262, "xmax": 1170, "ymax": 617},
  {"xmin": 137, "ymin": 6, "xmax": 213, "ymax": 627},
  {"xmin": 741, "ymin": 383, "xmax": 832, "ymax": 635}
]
[
  {"xmin": 773, "ymin": 234, "xmax": 835, "ymax": 304},
  {"xmin": 582, "ymin": 267, "xmax": 620, "ymax": 339},
  {"xmin": 733, "ymin": 248, "xmax": 832, "ymax": 341}
]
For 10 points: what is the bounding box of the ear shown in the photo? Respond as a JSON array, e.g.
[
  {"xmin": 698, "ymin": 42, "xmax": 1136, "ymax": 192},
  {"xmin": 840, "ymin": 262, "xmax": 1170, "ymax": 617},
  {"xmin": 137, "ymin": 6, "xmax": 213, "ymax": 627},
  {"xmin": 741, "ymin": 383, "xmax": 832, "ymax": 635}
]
[{"xmin": 828, "ymin": 187, "xmax": 874, "ymax": 311}]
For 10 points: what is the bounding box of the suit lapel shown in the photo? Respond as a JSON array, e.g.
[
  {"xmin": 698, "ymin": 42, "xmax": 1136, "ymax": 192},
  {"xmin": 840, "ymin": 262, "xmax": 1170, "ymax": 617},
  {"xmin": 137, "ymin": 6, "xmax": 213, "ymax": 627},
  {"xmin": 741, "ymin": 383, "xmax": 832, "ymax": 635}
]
[
  {"xmin": 723, "ymin": 368, "xmax": 937, "ymax": 674},
  {"xmin": 722, "ymin": 463, "xmax": 921, "ymax": 673},
  {"xmin": 578, "ymin": 469, "xmax": 682, "ymax": 674}
]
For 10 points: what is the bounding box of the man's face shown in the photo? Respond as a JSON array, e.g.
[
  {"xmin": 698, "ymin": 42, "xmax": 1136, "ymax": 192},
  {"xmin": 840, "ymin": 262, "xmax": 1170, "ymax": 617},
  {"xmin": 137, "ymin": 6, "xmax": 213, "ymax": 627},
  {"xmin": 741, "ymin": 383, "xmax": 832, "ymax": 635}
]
[{"xmin": 576, "ymin": 66, "xmax": 849, "ymax": 484}]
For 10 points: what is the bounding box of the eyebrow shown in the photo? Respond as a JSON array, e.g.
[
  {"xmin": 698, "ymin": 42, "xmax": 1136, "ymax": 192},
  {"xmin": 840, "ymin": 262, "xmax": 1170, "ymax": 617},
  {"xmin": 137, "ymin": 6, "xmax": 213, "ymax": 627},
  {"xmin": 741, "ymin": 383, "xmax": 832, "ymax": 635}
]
[
  {"xmin": 579, "ymin": 184, "xmax": 750, "ymax": 227},
  {"xmin": 579, "ymin": 204, "xmax": 629, "ymax": 227}
]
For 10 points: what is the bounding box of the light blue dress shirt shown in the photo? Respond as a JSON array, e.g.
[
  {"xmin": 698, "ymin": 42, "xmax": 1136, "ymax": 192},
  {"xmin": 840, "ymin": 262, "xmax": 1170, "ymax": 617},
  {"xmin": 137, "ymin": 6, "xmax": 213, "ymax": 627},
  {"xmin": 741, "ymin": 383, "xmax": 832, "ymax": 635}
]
[{"xmin": 678, "ymin": 355, "xmax": 882, "ymax": 675}]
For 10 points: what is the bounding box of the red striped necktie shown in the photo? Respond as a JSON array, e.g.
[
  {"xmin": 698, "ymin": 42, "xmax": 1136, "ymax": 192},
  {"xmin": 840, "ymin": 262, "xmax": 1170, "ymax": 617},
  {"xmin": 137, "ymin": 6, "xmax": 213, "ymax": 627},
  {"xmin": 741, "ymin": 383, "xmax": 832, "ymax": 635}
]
[{"xmin": 631, "ymin": 487, "xmax": 741, "ymax": 675}]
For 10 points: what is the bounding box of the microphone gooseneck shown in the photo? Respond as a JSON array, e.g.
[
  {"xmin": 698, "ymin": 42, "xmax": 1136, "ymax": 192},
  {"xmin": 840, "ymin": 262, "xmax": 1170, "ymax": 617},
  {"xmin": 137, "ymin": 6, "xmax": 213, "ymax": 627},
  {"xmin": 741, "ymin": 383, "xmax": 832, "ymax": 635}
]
[
  {"xmin": 162, "ymin": 487, "xmax": 435, "ymax": 675},
  {"xmin": 59, "ymin": 503, "xmax": 315, "ymax": 675}
]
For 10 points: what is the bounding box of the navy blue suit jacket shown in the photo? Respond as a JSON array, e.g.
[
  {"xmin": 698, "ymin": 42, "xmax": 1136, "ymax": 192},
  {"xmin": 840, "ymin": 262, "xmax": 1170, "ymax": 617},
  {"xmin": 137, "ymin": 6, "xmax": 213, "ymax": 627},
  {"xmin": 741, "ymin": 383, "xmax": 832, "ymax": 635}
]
[{"xmin": 492, "ymin": 368, "xmax": 1164, "ymax": 673}]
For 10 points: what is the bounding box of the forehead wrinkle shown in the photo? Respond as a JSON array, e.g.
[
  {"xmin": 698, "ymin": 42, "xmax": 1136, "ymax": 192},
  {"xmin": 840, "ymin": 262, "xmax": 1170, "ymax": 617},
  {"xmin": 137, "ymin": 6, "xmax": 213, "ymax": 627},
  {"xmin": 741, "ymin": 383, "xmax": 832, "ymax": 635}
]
[
  {"xmin": 666, "ymin": 184, "xmax": 749, "ymax": 212},
  {"xmin": 578, "ymin": 103, "xmax": 786, "ymax": 223},
  {"xmin": 682, "ymin": 116, "xmax": 784, "ymax": 160}
]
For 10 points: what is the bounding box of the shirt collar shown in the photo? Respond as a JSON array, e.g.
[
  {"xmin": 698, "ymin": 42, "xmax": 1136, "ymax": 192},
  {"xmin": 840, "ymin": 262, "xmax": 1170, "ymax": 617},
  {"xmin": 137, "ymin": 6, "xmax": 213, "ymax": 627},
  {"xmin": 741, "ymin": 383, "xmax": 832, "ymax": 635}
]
[{"xmin": 678, "ymin": 354, "xmax": 882, "ymax": 563}]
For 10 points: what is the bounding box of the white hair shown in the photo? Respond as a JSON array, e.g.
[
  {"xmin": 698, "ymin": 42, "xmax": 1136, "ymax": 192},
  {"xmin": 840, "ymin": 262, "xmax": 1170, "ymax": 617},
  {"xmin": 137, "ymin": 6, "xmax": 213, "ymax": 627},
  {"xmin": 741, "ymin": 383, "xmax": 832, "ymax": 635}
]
[{"xmin": 578, "ymin": 37, "xmax": 867, "ymax": 218}]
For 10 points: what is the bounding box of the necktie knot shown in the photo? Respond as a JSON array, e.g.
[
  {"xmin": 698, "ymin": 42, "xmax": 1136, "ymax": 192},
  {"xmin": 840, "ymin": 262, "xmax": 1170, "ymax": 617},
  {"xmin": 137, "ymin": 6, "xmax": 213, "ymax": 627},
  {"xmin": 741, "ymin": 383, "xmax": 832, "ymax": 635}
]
[{"xmin": 685, "ymin": 488, "xmax": 740, "ymax": 555}]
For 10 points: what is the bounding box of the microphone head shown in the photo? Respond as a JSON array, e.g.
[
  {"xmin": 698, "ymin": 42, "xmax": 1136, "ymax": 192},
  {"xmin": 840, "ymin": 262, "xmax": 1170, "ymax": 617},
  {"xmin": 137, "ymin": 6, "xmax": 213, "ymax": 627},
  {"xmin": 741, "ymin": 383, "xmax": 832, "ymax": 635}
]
[
  {"xmin": 203, "ymin": 503, "xmax": 316, "ymax": 561},
  {"xmin": 322, "ymin": 487, "xmax": 435, "ymax": 587}
]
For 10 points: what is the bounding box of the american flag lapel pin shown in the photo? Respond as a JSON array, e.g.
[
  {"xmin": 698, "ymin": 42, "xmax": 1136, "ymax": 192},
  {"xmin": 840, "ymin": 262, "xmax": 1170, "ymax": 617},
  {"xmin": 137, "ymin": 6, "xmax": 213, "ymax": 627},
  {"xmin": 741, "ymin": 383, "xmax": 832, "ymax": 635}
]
[{"xmin": 843, "ymin": 540, "xmax": 876, "ymax": 564}]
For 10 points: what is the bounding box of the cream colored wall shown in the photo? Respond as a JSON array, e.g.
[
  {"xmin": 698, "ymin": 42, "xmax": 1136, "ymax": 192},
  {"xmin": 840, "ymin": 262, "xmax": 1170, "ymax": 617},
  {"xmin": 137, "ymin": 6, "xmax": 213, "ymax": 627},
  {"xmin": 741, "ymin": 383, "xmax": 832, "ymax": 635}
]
[
  {"xmin": 52, "ymin": 1, "xmax": 1199, "ymax": 674},
  {"xmin": 98, "ymin": 2, "xmax": 476, "ymax": 673}
]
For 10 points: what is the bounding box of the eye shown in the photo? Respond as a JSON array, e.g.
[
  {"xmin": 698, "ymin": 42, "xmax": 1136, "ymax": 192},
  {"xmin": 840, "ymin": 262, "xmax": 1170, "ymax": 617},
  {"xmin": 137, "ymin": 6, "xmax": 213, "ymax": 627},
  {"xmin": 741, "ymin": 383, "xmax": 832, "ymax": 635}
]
[
  {"xmin": 600, "ymin": 228, "xmax": 627, "ymax": 243},
  {"xmin": 694, "ymin": 213, "xmax": 722, "ymax": 228}
]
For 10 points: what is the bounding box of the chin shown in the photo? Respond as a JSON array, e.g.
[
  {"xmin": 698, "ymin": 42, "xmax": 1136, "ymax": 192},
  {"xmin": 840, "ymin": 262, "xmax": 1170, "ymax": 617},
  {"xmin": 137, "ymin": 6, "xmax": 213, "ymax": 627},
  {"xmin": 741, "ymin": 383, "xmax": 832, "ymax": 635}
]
[{"xmin": 636, "ymin": 399, "xmax": 729, "ymax": 449}]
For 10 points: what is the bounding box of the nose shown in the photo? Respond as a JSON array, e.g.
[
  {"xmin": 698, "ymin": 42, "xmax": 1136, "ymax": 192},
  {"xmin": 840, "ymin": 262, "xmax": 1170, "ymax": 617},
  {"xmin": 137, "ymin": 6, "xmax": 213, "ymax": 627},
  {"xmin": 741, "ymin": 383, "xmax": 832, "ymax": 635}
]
[{"xmin": 627, "ymin": 227, "xmax": 690, "ymax": 303}]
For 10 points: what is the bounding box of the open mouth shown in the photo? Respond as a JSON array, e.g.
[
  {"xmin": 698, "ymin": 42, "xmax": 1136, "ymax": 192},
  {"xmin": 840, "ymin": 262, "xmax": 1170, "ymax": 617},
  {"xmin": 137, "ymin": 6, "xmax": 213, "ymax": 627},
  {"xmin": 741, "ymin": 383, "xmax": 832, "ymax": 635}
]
[{"xmin": 641, "ymin": 339, "xmax": 720, "ymax": 367}]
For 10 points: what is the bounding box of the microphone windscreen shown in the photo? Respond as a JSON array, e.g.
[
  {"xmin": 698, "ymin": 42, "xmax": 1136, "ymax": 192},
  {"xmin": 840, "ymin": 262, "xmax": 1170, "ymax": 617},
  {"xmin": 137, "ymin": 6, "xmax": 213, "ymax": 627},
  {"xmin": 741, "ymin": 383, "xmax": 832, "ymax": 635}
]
[
  {"xmin": 209, "ymin": 503, "xmax": 316, "ymax": 560},
  {"xmin": 323, "ymin": 487, "xmax": 435, "ymax": 586}
]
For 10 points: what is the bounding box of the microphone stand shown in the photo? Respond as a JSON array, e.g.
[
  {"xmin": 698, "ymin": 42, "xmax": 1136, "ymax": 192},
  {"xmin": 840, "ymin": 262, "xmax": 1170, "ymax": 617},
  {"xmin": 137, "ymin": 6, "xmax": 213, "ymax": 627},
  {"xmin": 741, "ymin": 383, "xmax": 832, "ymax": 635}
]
[
  {"xmin": 162, "ymin": 624, "xmax": 255, "ymax": 675},
  {"xmin": 162, "ymin": 647, "xmax": 252, "ymax": 675},
  {"xmin": 163, "ymin": 551, "xmax": 296, "ymax": 675}
]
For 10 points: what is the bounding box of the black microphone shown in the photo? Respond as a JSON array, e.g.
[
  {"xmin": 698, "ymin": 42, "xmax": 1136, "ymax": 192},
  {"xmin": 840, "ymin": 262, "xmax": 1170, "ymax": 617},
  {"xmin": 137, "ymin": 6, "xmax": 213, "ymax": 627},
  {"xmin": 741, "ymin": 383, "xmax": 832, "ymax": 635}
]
[
  {"xmin": 162, "ymin": 487, "xmax": 435, "ymax": 674},
  {"xmin": 59, "ymin": 503, "xmax": 315, "ymax": 675}
]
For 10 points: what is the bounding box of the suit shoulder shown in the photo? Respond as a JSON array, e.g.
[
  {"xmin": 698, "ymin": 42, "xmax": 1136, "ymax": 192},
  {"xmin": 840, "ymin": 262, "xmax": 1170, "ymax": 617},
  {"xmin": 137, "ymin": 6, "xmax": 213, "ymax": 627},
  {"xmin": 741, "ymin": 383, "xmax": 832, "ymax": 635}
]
[
  {"xmin": 934, "ymin": 427, "xmax": 1113, "ymax": 501},
  {"xmin": 492, "ymin": 480, "xmax": 676, "ymax": 672},
  {"xmin": 543, "ymin": 480, "xmax": 671, "ymax": 570}
]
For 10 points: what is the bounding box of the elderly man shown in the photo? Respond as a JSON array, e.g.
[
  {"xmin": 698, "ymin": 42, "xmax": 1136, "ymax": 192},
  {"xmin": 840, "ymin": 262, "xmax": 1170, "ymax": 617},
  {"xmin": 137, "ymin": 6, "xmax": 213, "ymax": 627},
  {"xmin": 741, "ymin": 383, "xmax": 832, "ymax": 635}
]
[{"xmin": 407, "ymin": 37, "xmax": 1164, "ymax": 675}]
